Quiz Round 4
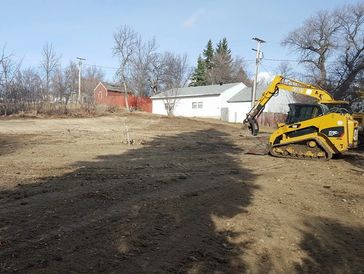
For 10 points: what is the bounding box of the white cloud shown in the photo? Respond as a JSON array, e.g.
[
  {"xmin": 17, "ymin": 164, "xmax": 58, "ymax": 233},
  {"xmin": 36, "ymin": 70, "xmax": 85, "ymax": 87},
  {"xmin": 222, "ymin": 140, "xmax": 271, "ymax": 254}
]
[
  {"xmin": 183, "ymin": 9, "xmax": 206, "ymax": 29},
  {"xmin": 257, "ymin": 71, "xmax": 274, "ymax": 83}
]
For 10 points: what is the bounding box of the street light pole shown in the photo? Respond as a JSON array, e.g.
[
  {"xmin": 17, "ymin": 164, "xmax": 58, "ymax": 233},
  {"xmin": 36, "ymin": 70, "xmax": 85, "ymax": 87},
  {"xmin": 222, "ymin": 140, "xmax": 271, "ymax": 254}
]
[
  {"xmin": 251, "ymin": 37, "xmax": 265, "ymax": 107},
  {"xmin": 77, "ymin": 57, "xmax": 86, "ymax": 104}
]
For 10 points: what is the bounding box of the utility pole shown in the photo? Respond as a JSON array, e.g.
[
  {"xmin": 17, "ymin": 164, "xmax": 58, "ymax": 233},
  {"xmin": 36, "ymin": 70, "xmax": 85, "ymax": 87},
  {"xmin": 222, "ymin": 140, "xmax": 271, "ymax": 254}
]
[
  {"xmin": 251, "ymin": 37, "xmax": 265, "ymax": 107},
  {"xmin": 77, "ymin": 57, "xmax": 86, "ymax": 104}
]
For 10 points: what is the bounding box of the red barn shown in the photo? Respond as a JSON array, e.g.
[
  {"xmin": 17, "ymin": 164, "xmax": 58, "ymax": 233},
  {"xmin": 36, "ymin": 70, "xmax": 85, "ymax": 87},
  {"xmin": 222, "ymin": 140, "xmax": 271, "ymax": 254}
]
[{"xmin": 94, "ymin": 82, "xmax": 152, "ymax": 112}]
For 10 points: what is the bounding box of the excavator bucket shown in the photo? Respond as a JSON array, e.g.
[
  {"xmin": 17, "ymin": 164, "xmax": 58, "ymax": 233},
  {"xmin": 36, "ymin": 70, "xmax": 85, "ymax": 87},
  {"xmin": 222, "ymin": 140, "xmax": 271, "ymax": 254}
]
[{"xmin": 246, "ymin": 117, "xmax": 259, "ymax": 136}]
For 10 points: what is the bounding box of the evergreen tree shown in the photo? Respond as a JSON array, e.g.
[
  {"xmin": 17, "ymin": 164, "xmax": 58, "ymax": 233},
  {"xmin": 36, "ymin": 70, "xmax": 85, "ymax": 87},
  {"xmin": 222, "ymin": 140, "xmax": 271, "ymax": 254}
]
[
  {"xmin": 189, "ymin": 56, "xmax": 207, "ymax": 86},
  {"xmin": 203, "ymin": 39, "xmax": 214, "ymax": 69},
  {"xmin": 190, "ymin": 38, "xmax": 250, "ymax": 86},
  {"xmin": 216, "ymin": 38, "xmax": 231, "ymax": 56},
  {"xmin": 216, "ymin": 38, "xmax": 232, "ymax": 61}
]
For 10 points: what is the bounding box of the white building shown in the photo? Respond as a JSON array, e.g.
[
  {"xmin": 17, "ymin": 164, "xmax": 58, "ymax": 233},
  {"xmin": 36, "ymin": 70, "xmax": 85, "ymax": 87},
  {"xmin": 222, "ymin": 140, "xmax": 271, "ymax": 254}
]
[
  {"xmin": 227, "ymin": 84, "xmax": 294, "ymax": 123},
  {"xmin": 151, "ymin": 83, "xmax": 245, "ymax": 119},
  {"xmin": 151, "ymin": 82, "xmax": 294, "ymax": 123}
]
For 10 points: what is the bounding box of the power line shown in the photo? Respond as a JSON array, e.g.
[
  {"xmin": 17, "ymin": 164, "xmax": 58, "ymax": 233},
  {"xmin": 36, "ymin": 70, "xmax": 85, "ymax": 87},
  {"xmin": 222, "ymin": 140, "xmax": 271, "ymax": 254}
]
[
  {"xmin": 264, "ymin": 58, "xmax": 300, "ymax": 62},
  {"xmin": 260, "ymin": 62, "xmax": 276, "ymax": 73},
  {"xmin": 263, "ymin": 58, "xmax": 339, "ymax": 64},
  {"xmin": 245, "ymin": 58, "xmax": 299, "ymax": 63},
  {"xmin": 84, "ymin": 63, "xmax": 119, "ymax": 70}
]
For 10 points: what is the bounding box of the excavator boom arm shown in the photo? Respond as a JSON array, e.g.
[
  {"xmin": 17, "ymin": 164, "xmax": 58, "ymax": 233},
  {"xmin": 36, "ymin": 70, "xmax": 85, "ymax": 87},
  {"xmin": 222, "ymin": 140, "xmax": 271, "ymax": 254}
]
[{"xmin": 244, "ymin": 75, "xmax": 335, "ymax": 135}]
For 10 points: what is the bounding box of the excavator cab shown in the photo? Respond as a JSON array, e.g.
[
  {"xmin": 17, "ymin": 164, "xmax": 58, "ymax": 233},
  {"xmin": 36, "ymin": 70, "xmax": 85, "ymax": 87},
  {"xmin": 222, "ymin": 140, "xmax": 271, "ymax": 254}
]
[{"xmin": 286, "ymin": 103, "xmax": 329, "ymax": 124}]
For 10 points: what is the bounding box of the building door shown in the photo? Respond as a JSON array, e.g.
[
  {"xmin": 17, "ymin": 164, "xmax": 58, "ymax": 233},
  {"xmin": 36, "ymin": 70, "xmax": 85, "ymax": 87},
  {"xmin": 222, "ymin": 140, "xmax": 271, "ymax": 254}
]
[{"xmin": 221, "ymin": 107, "xmax": 229, "ymax": 121}]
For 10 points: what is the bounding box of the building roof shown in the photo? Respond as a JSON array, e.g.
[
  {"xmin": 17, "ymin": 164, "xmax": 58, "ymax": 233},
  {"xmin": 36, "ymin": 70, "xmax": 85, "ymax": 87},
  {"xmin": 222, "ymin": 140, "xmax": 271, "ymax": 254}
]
[
  {"xmin": 103, "ymin": 82, "xmax": 125, "ymax": 92},
  {"xmin": 151, "ymin": 82, "xmax": 243, "ymax": 99},
  {"xmin": 94, "ymin": 82, "xmax": 133, "ymax": 93},
  {"xmin": 227, "ymin": 84, "xmax": 267, "ymax": 102}
]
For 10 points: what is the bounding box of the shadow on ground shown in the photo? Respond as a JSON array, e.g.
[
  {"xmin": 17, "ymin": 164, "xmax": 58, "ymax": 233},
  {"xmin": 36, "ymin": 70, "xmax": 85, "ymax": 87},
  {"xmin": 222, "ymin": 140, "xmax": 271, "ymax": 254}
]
[
  {"xmin": 0, "ymin": 134, "xmax": 27, "ymax": 156},
  {"xmin": 0, "ymin": 129, "xmax": 258, "ymax": 273},
  {"xmin": 295, "ymin": 217, "xmax": 364, "ymax": 273}
]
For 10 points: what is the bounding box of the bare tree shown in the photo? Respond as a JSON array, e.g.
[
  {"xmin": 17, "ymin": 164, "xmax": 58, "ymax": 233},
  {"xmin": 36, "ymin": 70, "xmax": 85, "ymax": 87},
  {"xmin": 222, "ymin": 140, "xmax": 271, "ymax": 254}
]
[
  {"xmin": 0, "ymin": 45, "xmax": 21, "ymax": 114},
  {"xmin": 160, "ymin": 52, "xmax": 191, "ymax": 116},
  {"xmin": 0, "ymin": 46, "xmax": 20, "ymax": 91},
  {"xmin": 0, "ymin": 45, "xmax": 8, "ymax": 90},
  {"xmin": 12, "ymin": 68, "xmax": 42, "ymax": 102},
  {"xmin": 82, "ymin": 66, "xmax": 104, "ymax": 102},
  {"xmin": 230, "ymin": 57, "xmax": 252, "ymax": 86},
  {"xmin": 52, "ymin": 67, "xmax": 66, "ymax": 103},
  {"xmin": 148, "ymin": 52, "xmax": 167, "ymax": 95},
  {"xmin": 128, "ymin": 37, "xmax": 159, "ymax": 97},
  {"xmin": 332, "ymin": 3, "xmax": 364, "ymax": 98},
  {"xmin": 113, "ymin": 25, "xmax": 140, "ymax": 111},
  {"xmin": 52, "ymin": 61, "xmax": 78, "ymax": 104},
  {"xmin": 208, "ymin": 53, "xmax": 232, "ymax": 85},
  {"xmin": 282, "ymin": 11, "xmax": 340, "ymax": 89},
  {"xmin": 65, "ymin": 61, "xmax": 79, "ymax": 104},
  {"xmin": 40, "ymin": 42, "xmax": 60, "ymax": 101},
  {"xmin": 0, "ymin": 45, "xmax": 11, "ymax": 99},
  {"xmin": 282, "ymin": 2, "xmax": 364, "ymax": 99},
  {"xmin": 274, "ymin": 62, "xmax": 297, "ymax": 79}
]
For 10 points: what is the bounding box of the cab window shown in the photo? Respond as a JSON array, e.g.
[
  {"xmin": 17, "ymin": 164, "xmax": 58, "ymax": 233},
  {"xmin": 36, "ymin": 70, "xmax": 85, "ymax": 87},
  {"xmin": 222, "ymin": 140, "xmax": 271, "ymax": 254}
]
[{"xmin": 286, "ymin": 105, "xmax": 324, "ymax": 124}]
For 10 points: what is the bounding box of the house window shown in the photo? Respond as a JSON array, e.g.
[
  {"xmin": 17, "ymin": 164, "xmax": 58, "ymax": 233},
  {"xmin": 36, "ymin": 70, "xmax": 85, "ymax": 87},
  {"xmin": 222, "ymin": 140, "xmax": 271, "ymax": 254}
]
[{"xmin": 192, "ymin": 102, "xmax": 203, "ymax": 109}]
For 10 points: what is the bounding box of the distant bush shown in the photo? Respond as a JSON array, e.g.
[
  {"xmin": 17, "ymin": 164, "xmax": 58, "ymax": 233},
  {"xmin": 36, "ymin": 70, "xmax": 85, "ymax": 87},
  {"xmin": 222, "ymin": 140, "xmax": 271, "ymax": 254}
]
[{"xmin": 0, "ymin": 102, "xmax": 127, "ymax": 118}]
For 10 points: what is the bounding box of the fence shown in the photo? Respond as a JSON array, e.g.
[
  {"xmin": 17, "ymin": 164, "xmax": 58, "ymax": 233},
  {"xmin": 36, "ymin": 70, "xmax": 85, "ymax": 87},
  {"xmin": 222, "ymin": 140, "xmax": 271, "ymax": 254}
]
[
  {"xmin": 256, "ymin": 112, "xmax": 287, "ymax": 128},
  {"xmin": 95, "ymin": 92, "xmax": 152, "ymax": 113}
]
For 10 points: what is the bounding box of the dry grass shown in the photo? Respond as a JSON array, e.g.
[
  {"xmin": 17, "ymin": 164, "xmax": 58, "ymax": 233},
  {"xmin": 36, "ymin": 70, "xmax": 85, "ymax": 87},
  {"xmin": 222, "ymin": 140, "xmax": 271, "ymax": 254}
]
[{"xmin": 0, "ymin": 102, "xmax": 128, "ymax": 119}]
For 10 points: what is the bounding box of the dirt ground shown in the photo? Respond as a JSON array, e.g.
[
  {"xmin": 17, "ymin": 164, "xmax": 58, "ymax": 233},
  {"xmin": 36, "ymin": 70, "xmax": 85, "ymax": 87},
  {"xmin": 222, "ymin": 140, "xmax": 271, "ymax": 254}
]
[{"xmin": 0, "ymin": 113, "xmax": 363, "ymax": 274}]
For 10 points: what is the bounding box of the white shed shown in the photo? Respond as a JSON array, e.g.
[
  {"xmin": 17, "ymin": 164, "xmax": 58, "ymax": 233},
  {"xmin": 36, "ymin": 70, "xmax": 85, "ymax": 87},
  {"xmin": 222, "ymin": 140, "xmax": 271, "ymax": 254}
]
[{"xmin": 151, "ymin": 83, "xmax": 245, "ymax": 119}]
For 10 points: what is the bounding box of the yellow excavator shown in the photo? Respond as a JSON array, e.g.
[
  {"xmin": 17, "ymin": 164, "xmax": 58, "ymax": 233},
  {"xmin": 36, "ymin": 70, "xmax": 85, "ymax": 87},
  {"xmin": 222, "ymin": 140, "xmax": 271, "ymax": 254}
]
[{"xmin": 243, "ymin": 75, "xmax": 359, "ymax": 160}]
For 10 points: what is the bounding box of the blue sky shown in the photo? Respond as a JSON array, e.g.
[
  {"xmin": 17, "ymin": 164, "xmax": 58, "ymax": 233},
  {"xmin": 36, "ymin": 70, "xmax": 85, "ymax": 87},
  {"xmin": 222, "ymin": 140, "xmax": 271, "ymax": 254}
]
[{"xmin": 1, "ymin": 0, "xmax": 357, "ymax": 81}]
